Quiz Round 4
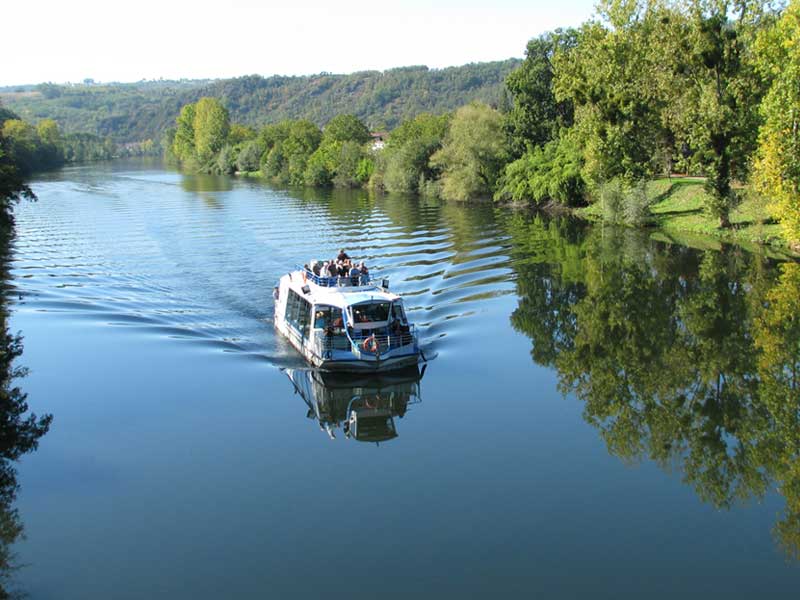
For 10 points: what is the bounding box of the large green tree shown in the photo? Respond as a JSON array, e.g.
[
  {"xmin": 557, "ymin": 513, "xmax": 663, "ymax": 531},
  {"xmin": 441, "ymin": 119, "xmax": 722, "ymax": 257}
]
[
  {"xmin": 752, "ymin": 0, "xmax": 800, "ymax": 248},
  {"xmin": 378, "ymin": 113, "xmax": 449, "ymax": 194},
  {"xmin": 172, "ymin": 103, "xmax": 196, "ymax": 162},
  {"xmin": 505, "ymin": 30, "xmax": 576, "ymax": 157},
  {"xmin": 430, "ymin": 102, "xmax": 508, "ymax": 201},
  {"xmin": 192, "ymin": 98, "xmax": 230, "ymax": 164},
  {"xmin": 677, "ymin": 0, "xmax": 776, "ymax": 227},
  {"xmin": 321, "ymin": 114, "xmax": 371, "ymax": 144},
  {"xmin": 553, "ymin": 1, "xmax": 672, "ymax": 187}
]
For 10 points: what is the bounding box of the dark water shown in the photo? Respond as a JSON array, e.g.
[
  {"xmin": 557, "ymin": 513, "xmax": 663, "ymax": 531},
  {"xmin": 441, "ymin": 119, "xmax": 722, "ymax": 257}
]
[{"xmin": 6, "ymin": 160, "xmax": 800, "ymax": 598}]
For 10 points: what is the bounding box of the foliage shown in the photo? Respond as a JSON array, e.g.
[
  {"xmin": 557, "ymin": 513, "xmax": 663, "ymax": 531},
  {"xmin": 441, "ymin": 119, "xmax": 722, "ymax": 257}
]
[
  {"xmin": 260, "ymin": 119, "xmax": 322, "ymax": 185},
  {"xmin": 430, "ymin": 103, "xmax": 508, "ymax": 201},
  {"xmin": 322, "ymin": 114, "xmax": 371, "ymax": 144},
  {"xmin": 236, "ymin": 140, "xmax": 264, "ymax": 173},
  {"xmin": 553, "ymin": 1, "xmax": 672, "ymax": 188},
  {"xmin": 0, "ymin": 60, "xmax": 519, "ymax": 144},
  {"xmin": 304, "ymin": 140, "xmax": 340, "ymax": 187},
  {"xmin": 192, "ymin": 97, "xmax": 230, "ymax": 164},
  {"xmin": 0, "ymin": 131, "xmax": 34, "ymax": 226},
  {"xmin": 494, "ymin": 134, "xmax": 585, "ymax": 205},
  {"xmin": 752, "ymin": 0, "xmax": 800, "ymax": 247},
  {"xmin": 172, "ymin": 103, "xmax": 196, "ymax": 162},
  {"xmin": 377, "ymin": 113, "xmax": 450, "ymax": 194},
  {"xmin": 298, "ymin": 115, "xmax": 373, "ymax": 188},
  {"xmin": 212, "ymin": 144, "xmax": 238, "ymax": 175},
  {"xmin": 675, "ymin": 0, "xmax": 776, "ymax": 227},
  {"xmin": 228, "ymin": 124, "xmax": 256, "ymax": 145},
  {"xmin": 504, "ymin": 30, "xmax": 576, "ymax": 157}
]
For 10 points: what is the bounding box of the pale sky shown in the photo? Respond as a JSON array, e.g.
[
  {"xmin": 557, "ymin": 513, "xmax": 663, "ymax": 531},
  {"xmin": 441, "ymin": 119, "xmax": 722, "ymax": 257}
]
[{"xmin": 3, "ymin": 0, "xmax": 598, "ymax": 86}]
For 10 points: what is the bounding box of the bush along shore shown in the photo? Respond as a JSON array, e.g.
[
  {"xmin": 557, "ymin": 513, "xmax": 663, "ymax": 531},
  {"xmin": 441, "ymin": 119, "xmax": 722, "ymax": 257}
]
[{"xmin": 164, "ymin": 0, "xmax": 800, "ymax": 254}]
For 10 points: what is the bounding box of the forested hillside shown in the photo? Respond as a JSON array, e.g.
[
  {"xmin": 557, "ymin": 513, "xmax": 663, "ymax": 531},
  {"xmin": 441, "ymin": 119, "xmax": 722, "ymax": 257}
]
[{"xmin": 0, "ymin": 60, "xmax": 519, "ymax": 143}]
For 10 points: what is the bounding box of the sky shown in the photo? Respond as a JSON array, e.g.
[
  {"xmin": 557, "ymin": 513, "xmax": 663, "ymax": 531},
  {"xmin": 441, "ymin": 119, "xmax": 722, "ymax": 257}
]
[{"xmin": 3, "ymin": 0, "xmax": 598, "ymax": 86}]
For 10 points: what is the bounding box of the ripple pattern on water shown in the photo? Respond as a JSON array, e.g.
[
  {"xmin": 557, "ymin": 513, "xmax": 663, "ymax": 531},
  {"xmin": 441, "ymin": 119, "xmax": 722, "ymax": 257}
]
[{"xmin": 11, "ymin": 163, "xmax": 519, "ymax": 364}]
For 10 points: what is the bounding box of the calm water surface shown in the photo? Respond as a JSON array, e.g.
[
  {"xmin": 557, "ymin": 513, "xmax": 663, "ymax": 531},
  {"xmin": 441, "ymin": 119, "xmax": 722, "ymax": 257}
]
[{"xmin": 6, "ymin": 160, "xmax": 800, "ymax": 598}]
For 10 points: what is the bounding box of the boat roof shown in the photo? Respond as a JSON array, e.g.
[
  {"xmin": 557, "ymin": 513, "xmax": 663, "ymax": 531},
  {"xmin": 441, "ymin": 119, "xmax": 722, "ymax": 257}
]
[{"xmin": 281, "ymin": 270, "xmax": 400, "ymax": 310}]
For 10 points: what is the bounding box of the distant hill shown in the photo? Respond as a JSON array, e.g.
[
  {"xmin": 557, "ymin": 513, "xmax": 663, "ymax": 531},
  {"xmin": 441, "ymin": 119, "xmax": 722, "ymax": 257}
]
[{"xmin": 0, "ymin": 60, "xmax": 520, "ymax": 143}]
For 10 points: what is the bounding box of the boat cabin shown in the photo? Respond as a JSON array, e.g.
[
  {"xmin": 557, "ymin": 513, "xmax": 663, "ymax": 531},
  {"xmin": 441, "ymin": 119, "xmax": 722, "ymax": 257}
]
[{"xmin": 274, "ymin": 265, "xmax": 419, "ymax": 372}]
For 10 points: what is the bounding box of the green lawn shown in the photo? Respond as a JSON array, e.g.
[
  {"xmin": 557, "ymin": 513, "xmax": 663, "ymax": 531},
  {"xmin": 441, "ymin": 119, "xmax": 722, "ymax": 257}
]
[{"xmin": 575, "ymin": 177, "xmax": 795, "ymax": 257}]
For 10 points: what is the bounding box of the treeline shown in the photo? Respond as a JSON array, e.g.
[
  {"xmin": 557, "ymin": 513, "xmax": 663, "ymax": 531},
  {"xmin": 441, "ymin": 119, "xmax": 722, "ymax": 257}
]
[
  {"xmin": 166, "ymin": 95, "xmax": 507, "ymax": 196},
  {"xmin": 0, "ymin": 60, "xmax": 519, "ymax": 143},
  {"xmin": 0, "ymin": 122, "xmax": 53, "ymax": 596},
  {"xmin": 0, "ymin": 106, "xmax": 157, "ymax": 176},
  {"xmin": 496, "ymin": 0, "xmax": 800, "ymax": 246},
  {"xmin": 166, "ymin": 0, "xmax": 800, "ymax": 248}
]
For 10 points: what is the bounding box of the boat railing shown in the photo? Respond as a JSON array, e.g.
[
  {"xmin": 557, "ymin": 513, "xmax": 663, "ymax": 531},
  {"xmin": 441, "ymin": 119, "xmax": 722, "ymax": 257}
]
[
  {"xmin": 313, "ymin": 324, "xmax": 417, "ymax": 359},
  {"xmin": 296, "ymin": 265, "xmax": 384, "ymax": 289}
]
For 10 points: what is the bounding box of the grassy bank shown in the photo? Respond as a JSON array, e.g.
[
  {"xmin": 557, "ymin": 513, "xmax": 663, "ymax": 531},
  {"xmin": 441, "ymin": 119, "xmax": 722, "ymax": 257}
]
[{"xmin": 575, "ymin": 177, "xmax": 797, "ymax": 258}]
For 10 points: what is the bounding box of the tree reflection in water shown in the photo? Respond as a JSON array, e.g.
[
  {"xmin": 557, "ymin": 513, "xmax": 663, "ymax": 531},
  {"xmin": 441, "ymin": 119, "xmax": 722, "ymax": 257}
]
[
  {"xmin": 0, "ymin": 227, "xmax": 52, "ymax": 598},
  {"xmin": 509, "ymin": 220, "xmax": 800, "ymax": 560}
]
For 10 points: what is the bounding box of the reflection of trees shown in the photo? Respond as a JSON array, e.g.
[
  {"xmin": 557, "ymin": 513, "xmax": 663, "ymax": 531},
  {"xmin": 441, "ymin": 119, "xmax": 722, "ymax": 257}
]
[
  {"xmin": 753, "ymin": 263, "xmax": 800, "ymax": 560},
  {"xmin": 0, "ymin": 228, "xmax": 52, "ymax": 597},
  {"xmin": 507, "ymin": 214, "xmax": 586, "ymax": 367},
  {"xmin": 509, "ymin": 223, "xmax": 800, "ymax": 559}
]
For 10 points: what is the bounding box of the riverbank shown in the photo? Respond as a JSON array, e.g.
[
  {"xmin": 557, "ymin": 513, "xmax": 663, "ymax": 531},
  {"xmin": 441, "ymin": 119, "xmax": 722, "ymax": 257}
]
[{"xmin": 574, "ymin": 177, "xmax": 799, "ymax": 258}]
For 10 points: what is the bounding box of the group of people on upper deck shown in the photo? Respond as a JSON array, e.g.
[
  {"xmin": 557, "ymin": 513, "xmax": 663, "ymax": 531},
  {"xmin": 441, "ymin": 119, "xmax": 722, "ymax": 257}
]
[{"xmin": 306, "ymin": 249, "xmax": 370, "ymax": 285}]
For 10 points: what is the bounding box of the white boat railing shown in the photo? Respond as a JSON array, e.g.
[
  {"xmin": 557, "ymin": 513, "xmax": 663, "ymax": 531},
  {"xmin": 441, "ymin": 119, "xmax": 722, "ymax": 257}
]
[
  {"xmin": 312, "ymin": 325, "xmax": 418, "ymax": 360},
  {"xmin": 297, "ymin": 265, "xmax": 377, "ymax": 288}
]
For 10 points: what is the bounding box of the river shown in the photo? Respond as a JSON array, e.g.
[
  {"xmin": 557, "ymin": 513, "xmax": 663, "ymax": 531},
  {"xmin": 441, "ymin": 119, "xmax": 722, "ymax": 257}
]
[{"xmin": 5, "ymin": 159, "xmax": 800, "ymax": 598}]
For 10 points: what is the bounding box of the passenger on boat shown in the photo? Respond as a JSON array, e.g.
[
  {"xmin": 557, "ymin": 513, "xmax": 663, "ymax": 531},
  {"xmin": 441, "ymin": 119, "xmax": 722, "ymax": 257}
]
[
  {"xmin": 327, "ymin": 262, "xmax": 338, "ymax": 277},
  {"xmin": 337, "ymin": 249, "xmax": 350, "ymax": 262},
  {"xmin": 312, "ymin": 262, "xmax": 321, "ymax": 276},
  {"xmin": 349, "ymin": 264, "xmax": 361, "ymax": 285}
]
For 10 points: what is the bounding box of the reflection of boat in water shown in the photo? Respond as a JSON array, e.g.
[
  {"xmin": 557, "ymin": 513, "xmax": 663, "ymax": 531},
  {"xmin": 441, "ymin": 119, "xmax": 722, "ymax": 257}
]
[{"xmin": 284, "ymin": 365, "xmax": 425, "ymax": 443}]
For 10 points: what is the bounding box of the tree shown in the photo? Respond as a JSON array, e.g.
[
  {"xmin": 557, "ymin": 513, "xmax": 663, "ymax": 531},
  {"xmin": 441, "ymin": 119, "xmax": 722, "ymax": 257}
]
[
  {"xmin": 227, "ymin": 124, "xmax": 256, "ymax": 145},
  {"xmin": 1, "ymin": 119, "xmax": 39, "ymax": 175},
  {"xmin": 322, "ymin": 114, "xmax": 371, "ymax": 144},
  {"xmin": 0, "ymin": 131, "xmax": 34, "ymax": 225},
  {"xmin": 192, "ymin": 97, "xmax": 230, "ymax": 164},
  {"xmin": 36, "ymin": 119, "xmax": 61, "ymax": 147},
  {"xmin": 752, "ymin": 0, "xmax": 800, "ymax": 248},
  {"xmin": 172, "ymin": 103, "xmax": 196, "ymax": 162},
  {"xmin": 678, "ymin": 0, "xmax": 775, "ymax": 227},
  {"xmin": 333, "ymin": 141, "xmax": 372, "ymax": 188},
  {"xmin": 430, "ymin": 103, "xmax": 508, "ymax": 201},
  {"xmin": 236, "ymin": 140, "xmax": 264, "ymax": 173},
  {"xmin": 553, "ymin": 1, "xmax": 672, "ymax": 188},
  {"xmin": 505, "ymin": 30, "xmax": 576, "ymax": 156},
  {"xmin": 304, "ymin": 140, "xmax": 341, "ymax": 187},
  {"xmin": 380, "ymin": 113, "xmax": 449, "ymax": 194},
  {"xmin": 494, "ymin": 132, "xmax": 585, "ymax": 205},
  {"xmin": 283, "ymin": 120, "xmax": 323, "ymax": 184}
]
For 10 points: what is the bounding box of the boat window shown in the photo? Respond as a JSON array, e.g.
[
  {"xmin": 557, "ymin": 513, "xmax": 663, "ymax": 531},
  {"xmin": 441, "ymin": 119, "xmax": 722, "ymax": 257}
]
[
  {"xmin": 286, "ymin": 289, "xmax": 312, "ymax": 339},
  {"xmin": 392, "ymin": 301, "xmax": 407, "ymax": 323},
  {"xmin": 313, "ymin": 305, "xmax": 344, "ymax": 329},
  {"xmin": 353, "ymin": 302, "xmax": 391, "ymax": 323}
]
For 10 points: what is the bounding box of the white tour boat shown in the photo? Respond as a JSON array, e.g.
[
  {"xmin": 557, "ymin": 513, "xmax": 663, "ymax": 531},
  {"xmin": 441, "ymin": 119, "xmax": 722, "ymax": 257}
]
[{"xmin": 273, "ymin": 263, "xmax": 421, "ymax": 372}]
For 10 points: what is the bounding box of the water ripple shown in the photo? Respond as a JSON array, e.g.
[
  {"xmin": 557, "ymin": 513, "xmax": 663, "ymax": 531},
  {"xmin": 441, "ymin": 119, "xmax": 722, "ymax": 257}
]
[{"xmin": 12, "ymin": 163, "xmax": 520, "ymax": 363}]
